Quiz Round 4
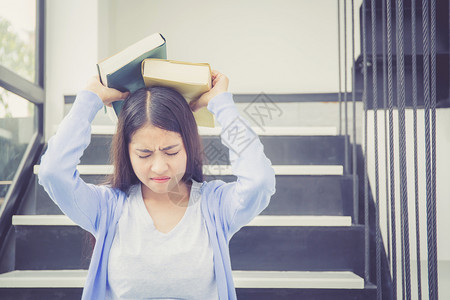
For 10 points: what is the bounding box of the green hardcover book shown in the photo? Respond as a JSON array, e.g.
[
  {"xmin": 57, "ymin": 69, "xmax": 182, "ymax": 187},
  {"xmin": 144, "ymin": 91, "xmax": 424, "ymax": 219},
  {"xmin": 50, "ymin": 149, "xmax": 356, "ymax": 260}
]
[{"xmin": 96, "ymin": 32, "xmax": 167, "ymax": 122}]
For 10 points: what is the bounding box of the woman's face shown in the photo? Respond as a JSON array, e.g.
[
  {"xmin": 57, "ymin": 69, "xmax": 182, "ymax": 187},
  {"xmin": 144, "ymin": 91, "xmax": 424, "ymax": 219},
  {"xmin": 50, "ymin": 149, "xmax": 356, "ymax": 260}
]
[{"xmin": 128, "ymin": 124, "xmax": 188, "ymax": 197}]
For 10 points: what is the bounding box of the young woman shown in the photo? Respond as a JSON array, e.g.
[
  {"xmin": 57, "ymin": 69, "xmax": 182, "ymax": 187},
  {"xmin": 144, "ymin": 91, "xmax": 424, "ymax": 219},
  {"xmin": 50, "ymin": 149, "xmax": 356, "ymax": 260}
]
[{"xmin": 38, "ymin": 70, "xmax": 276, "ymax": 299}]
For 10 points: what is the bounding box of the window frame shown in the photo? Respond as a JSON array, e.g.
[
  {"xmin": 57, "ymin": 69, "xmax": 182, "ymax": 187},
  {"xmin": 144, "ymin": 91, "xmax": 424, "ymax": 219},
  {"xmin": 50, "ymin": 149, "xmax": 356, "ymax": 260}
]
[
  {"xmin": 0, "ymin": 0, "xmax": 45, "ymax": 135},
  {"xmin": 0, "ymin": 0, "xmax": 45, "ymax": 238}
]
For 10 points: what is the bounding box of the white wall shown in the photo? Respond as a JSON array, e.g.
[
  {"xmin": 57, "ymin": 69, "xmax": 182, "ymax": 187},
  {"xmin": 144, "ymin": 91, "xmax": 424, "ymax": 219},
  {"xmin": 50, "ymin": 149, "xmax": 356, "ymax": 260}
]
[
  {"xmin": 46, "ymin": 0, "xmax": 361, "ymax": 138},
  {"xmin": 98, "ymin": 0, "xmax": 360, "ymax": 94},
  {"xmin": 45, "ymin": 0, "xmax": 99, "ymax": 140}
]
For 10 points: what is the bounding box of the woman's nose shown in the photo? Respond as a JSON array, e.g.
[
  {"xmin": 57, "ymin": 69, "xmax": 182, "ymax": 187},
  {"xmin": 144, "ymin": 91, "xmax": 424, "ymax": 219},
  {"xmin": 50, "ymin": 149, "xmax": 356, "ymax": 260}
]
[{"xmin": 150, "ymin": 154, "xmax": 169, "ymax": 174}]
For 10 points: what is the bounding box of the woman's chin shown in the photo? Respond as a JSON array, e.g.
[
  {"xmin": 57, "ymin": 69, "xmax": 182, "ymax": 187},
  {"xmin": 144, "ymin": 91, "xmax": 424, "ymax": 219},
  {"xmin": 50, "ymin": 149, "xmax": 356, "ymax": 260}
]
[
  {"xmin": 148, "ymin": 181, "xmax": 169, "ymax": 193},
  {"xmin": 143, "ymin": 178, "xmax": 181, "ymax": 194}
]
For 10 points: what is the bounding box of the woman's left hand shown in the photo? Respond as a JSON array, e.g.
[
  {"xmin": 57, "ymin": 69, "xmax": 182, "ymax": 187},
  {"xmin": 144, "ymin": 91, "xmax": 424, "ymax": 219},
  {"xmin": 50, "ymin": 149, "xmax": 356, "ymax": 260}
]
[
  {"xmin": 85, "ymin": 76, "xmax": 129, "ymax": 107},
  {"xmin": 189, "ymin": 70, "xmax": 229, "ymax": 112}
]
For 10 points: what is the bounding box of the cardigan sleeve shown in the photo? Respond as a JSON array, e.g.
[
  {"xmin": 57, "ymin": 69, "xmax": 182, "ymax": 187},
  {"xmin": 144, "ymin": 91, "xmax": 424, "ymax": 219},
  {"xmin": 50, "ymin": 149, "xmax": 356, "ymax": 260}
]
[
  {"xmin": 205, "ymin": 92, "xmax": 276, "ymax": 240},
  {"xmin": 38, "ymin": 90, "xmax": 119, "ymax": 237}
]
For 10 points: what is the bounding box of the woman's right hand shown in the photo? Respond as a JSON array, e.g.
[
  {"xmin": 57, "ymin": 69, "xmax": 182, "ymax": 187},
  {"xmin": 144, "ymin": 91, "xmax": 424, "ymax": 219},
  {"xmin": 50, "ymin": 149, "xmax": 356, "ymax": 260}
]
[
  {"xmin": 189, "ymin": 70, "xmax": 229, "ymax": 112},
  {"xmin": 84, "ymin": 76, "xmax": 130, "ymax": 106}
]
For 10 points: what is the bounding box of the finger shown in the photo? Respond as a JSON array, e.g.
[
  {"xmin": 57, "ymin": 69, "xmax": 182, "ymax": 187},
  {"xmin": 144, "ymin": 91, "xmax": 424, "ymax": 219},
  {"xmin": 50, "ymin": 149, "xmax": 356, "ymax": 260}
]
[
  {"xmin": 113, "ymin": 90, "xmax": 129, "ymax": 99},
  {"xmin": 189, "ymin": 99, "xmax": 197, "ymax": 110},
  {"xmin": 190, "ymin": 102, "xmax": 198, "ymax": 112},
  {"xmin": 93, "ymin": 75, "xmax": 104, "ymax": 86},
  {"xmin": 213, "ymin": 75, "xmax": 221, "ymax": 85},
  {"xmin": 211, "ymin": 70, "xmax": 219, "ymax": 80}
]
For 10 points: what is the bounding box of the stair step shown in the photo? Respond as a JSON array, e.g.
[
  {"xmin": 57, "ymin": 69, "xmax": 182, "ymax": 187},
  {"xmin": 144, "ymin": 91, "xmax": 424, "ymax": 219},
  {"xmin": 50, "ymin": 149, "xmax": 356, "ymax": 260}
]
[
  {"xmin": 13, "ymin": 224, "xmax": 90, "ymax": 270},
  {"xmin": 233, "ymin": 270, "xmax": 364, "ymax": 289},
  {"xmin": 247, "ymin": 215, "xmax": 351, "ymax": 226},
  {"xmin": 88, "ymin": 125, "xmax": 339, "ymax": 136},
  {"xmin": 79, "ymin": 134, "xmax": 349, "ymax": 165},
  {"xmin": 33, "ymin": 174, "xmax": 354, "ymax": 216},
  {"xmin": 13, "ymin": 220, "xmax": 363, "ymax": 272},
  {"xmin": 260, "ymin": 175, "xmax": 354, "ymax": 216},
  {"xmin": 0, "ymin": 270, "xmax": 86, "ymax": 288},
  {"xmin": 236, "ymin": 285, "xmax": 376, "ymax": 300},
  {"xmin": 230, "ymin": 225, "xmax": 364, "ymax": 274},
  {"xmin": 13, "ymin": 215, "xmax": 352, "ymax": 227},
  {"xmin": 0, "ymin": 269, "xmax": 363, "ymax": 289},
  {"xmin": 33, "ymin": 164, "xmax": 344, "ymax": 176}
]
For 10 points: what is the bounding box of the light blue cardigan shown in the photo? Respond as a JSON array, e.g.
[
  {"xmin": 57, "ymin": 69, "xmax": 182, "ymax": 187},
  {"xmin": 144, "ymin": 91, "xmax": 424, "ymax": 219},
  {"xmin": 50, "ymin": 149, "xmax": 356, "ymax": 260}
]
[{"xmin": 38, "ymin": 90, "xmax": 276, "ymax": 299}]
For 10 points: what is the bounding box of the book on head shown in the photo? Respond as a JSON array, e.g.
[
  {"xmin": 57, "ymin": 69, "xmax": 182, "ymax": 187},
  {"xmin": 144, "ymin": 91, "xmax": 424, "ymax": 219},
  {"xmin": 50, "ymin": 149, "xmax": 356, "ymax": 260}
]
[
  {"xmin": 96, "ymin": 32, "xmax": 167, "ymax": 123},
  {"xmin": 141, "ymin": 59, "xmax": 215, "ymax": 127}
]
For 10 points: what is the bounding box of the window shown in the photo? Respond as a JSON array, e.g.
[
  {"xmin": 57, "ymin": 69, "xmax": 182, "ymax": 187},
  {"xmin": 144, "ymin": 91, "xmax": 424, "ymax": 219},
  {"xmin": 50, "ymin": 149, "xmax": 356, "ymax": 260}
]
[
  {"xmin": 0, "ymin": 0, "xmax": 37, "ymax": 83},
  {"xmin": 0, "ymin": 0, "xmax": 44, "ymax": 213},
  {"xmin": 0, "ymin": 87, "xmax": 37, "ymax": 204}
]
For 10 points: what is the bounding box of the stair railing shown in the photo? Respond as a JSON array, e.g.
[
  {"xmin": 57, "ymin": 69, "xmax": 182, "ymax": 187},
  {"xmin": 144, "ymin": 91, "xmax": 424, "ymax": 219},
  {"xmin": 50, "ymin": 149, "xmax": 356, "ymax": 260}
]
[{"xmin": 338, "ymin": 0, "xmax": 441, "ymax": 299}]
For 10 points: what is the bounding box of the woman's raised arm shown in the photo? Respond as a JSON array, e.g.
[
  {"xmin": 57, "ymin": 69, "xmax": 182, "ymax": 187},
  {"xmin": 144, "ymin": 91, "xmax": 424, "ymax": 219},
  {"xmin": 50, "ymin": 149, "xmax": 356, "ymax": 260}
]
[
  {"xmin": 199, "ymin": 71, "xmax": 276, "ymax": 240},
  {"xmin": 38, "ymin": 77, "xmax": 128, "ymax": 236}
]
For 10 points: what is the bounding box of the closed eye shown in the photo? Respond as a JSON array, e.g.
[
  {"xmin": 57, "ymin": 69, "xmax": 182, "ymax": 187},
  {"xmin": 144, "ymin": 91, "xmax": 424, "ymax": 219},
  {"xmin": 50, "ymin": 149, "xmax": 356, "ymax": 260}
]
[
  {"xmin": 137, "ymin": 150, "xmax": 152, "ymax": 159},
  {"xmin": 138, "ymin": 152, "xmax": 178, "ymax": 159}
]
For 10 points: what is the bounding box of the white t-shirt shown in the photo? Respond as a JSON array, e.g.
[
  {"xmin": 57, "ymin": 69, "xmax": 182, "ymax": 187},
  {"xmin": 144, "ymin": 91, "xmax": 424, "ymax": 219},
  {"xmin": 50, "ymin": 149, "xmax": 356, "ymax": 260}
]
[{"xmin": 105, "ymin": 180, "xmax": 219, "ymax": 300}]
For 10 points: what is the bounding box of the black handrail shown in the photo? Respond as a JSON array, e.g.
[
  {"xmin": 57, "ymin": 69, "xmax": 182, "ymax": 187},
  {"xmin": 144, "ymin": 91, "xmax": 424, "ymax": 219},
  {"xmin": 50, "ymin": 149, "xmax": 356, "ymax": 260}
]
[
  {"xmin": 0, "ymin": 131, "xmax": 44, "ymax": 242},
  {"xmin": 344, "ymin": 0, "xmax": 443, "ymax": 299}
]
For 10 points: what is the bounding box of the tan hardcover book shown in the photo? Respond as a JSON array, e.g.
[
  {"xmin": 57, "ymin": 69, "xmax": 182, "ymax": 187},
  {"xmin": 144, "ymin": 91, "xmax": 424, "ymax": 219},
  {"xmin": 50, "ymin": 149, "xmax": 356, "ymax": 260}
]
[{"xmin": 141, "ymin": 59, "xmax": 215, "ymax": 127}]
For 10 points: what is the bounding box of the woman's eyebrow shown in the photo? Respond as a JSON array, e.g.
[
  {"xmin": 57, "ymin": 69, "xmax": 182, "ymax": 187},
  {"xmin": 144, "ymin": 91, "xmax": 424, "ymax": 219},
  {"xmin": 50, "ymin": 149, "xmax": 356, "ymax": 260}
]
[
  {"xmin": 136, "ymin": 144, "xmax": 180, "ymax": 152},
  {"xmin": 160, "ymin": 144, "xmax": 180, "ymax": 151},
  {"xmin": 136, "ymin": 149, "xmax": 153, "ymax": 153}
]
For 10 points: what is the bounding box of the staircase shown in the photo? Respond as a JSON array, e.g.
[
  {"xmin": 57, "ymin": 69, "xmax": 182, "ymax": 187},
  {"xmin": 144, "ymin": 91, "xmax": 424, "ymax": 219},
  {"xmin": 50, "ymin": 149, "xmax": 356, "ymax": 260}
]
[{"xmin": 0, "ymin": 117, "xmax": 380, "ymax": 299}]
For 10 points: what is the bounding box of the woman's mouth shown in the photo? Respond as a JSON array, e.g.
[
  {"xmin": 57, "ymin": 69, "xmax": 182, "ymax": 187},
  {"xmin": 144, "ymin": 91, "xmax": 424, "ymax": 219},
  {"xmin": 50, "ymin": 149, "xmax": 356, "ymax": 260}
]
[{"xmin": 151, "ymin": 177, "xmax": 170, "ymax": 183}]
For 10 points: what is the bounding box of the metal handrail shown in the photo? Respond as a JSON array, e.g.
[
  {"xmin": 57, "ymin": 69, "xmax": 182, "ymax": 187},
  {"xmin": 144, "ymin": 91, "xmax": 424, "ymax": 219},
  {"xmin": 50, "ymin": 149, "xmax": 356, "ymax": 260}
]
[
  {"xmin": 0, "ymin": 131, "xmax": 44, "ymax": 242},
  {"xmin": 340, "ymin": 0, "xmax": 441, "ymax": 299}
]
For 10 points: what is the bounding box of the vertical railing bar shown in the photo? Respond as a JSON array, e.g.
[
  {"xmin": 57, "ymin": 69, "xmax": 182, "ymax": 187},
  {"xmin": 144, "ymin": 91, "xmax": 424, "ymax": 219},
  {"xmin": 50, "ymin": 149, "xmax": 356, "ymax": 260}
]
[
  {"xmin": 411, "ymin": 0, "xmax": 422, "ymax": 299},
  {"xmin": 362, "ymin": 0, "xmax": 370, "ymax": 283},
  {"xmin": 370, "ymin": 0, "xmax": 382, "ymax": 298},
  {"xmin": 338, "ymin": 0, "xmax": 343, "ymax": 136},
  {"xmin": 397, "ymin": 2, "xmax": 406, "ymax": 297},
  {"xmin": 401, "ymin": 196, "xmax": 406, "ymax": 300},
  {"xmin": 344, "ymin": 0, "xmax": 350, "ymax": 174},
  {"xmin": 430, "ymin": 0, "xmax": 439, "ymax": 298},
  {"xmin": 386, "ymin": 0, "xmax": 398, "ymax": 297},
  {"xmin": 396, "ymin": 0, "xmax": 412, "ymax": 299},
  {"xmin": 422, "ymin": 0, "xmax": 436, "ymax": 298},
  {"xmin": 382, "ymin": 0, "xmax": 392, "ymax": 266},
  {"xmin": 351, "ymin": 0, "xmax": 358, "ymax": 225}
]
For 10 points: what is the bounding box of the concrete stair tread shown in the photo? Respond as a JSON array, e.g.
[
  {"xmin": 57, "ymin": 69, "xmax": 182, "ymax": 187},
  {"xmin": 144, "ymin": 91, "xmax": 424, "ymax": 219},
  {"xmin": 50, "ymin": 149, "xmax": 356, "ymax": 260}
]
[
  {"xmin": 33, "ymin": 164, "xmax": 344, "ymax": 176},
  {"xmin": 87, "ymin": 125, "xmax": 339, "ymax": 136},
  {"xmin": 0, "ymin": 269, "xmax": 364, "ymax": 289},
  {"xmin": 233, "ymin": 270, "xmax": 364, "ymax": 289},
  {"xmin": 13, "ymin": 215, "xmax": 352, "ymax": 227}
]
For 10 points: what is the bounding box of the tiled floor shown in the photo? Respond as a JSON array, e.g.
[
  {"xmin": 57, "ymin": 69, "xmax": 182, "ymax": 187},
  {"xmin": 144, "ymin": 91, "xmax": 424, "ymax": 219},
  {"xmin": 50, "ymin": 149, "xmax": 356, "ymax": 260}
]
[
  {"xmin": 408, "ymin": 260, "xmax": 450, "ymax": 300},
  {"xmin": 438, "ymin": 261, "xmax": 450, "ymax": 298}
]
